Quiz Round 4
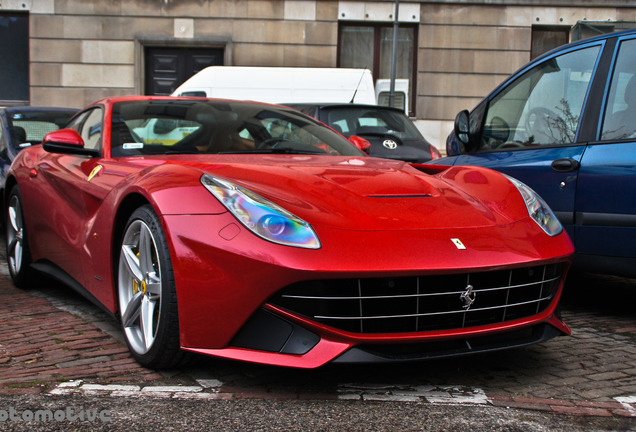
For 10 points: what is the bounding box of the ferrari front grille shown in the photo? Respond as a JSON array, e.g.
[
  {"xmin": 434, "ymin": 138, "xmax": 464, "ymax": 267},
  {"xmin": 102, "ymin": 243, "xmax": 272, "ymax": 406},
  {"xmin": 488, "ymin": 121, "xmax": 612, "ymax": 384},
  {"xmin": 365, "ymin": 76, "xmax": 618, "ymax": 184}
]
[{"xmin": 269, "ymin": 264, "xmax": 563, "ymax": 334}]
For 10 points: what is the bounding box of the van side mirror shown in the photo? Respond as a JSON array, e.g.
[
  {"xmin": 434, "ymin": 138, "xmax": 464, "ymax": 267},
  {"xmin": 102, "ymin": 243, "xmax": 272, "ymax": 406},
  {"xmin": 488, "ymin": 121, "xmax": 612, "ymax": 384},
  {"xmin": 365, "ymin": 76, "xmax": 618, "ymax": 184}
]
[{"xmin": 42, "ymin": 129, "xmax": 100, "ymax": 157}]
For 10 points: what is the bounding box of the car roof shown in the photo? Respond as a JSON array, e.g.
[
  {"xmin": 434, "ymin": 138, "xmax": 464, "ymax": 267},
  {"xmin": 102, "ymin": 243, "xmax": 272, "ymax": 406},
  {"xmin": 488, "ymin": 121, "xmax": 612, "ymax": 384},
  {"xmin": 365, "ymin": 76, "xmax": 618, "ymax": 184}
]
[
  {"xmin": 284, "ymin": 103, "xmax": 405, "ymax": 113},
  {"xmin": 533, "ymin": 27, "xmax": 636, "ymax": 64}
]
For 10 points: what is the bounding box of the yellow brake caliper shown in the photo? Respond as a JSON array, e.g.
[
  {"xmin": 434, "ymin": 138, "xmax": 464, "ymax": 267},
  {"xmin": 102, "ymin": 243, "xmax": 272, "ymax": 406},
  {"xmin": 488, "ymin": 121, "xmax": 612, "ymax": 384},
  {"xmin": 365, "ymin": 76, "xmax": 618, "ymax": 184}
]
[{"xmin": 132, "ymin": 252, "xmax": 147, "ymax": 295}]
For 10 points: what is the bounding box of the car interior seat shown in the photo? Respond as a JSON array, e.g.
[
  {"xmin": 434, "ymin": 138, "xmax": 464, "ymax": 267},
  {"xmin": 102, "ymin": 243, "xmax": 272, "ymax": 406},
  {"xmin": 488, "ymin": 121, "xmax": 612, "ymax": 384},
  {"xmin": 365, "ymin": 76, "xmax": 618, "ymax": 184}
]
[{"xmin": 11, "ymin": 126, "xmax": 27, "ymax": 146}]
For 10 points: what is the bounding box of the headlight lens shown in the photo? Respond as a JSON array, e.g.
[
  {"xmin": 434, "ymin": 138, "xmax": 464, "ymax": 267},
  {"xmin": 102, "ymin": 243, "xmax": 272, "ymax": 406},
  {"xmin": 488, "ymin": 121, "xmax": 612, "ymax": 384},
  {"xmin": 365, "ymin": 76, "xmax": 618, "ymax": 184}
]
[
  {"xmin": 505, "ymin": 175, "xmax": 563, "ymax": 237},
  {"xmin": 201, "ymin": 174, "xmax": 321, "ymax": 249}
]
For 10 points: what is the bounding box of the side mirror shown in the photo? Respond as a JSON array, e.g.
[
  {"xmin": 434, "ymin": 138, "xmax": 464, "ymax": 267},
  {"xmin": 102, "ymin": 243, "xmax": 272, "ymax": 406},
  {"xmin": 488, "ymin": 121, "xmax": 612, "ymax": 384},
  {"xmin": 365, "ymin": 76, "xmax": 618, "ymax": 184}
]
[
  {"xmin": 450, "ymin": 109, "xmax": 479, "ymax": 154},
  {"xmin": 348, "ymin": 135, "xmax": 371, "ymax": 153},
  {"xmin": 454, "ymin": 110, "xmax": 470, "ymax": 145},
  {"xmin": 42, "ymin": 129, "xmax": 100, "ymax": 157}
]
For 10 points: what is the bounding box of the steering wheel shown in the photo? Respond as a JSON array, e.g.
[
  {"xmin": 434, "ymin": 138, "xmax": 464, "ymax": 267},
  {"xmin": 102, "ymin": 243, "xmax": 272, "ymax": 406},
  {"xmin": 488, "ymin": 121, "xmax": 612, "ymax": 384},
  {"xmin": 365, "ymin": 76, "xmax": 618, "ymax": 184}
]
[
  {"xmin": 257, "ymin": 137, "xmax": 289, "ymax": 149},
  {"xmin": 525, "ymin": 107, "xmax": 558, "ymax": 143},
  {"xmin": 487, "ymin": 116, "xmax": 510, "ymax": 143}
]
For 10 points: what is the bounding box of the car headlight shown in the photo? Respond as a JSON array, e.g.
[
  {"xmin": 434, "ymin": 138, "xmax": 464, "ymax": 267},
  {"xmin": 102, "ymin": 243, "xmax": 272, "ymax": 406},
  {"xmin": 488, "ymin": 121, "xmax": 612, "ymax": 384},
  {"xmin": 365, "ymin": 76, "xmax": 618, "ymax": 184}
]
[
  {"xmin": 201, "ymin": 174, "xmax": 321, "ymax": 249},
  {"xmin": 504, "ymin": 175, "xmax": 563, "ymax": 237}
]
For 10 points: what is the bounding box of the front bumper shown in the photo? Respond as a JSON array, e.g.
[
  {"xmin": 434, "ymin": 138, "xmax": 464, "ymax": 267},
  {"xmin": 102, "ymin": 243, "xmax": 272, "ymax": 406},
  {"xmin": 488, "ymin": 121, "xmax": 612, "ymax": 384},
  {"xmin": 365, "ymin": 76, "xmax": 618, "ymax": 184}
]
[{"xmin": 163, "ymin": 212, "xmax": 573, "ymax": 368}]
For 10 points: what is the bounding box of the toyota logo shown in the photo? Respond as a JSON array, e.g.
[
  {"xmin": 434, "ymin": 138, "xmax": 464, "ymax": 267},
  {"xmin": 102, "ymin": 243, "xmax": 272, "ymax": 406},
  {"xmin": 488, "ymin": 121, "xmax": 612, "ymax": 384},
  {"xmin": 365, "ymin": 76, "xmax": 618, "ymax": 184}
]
[{"xmin": 382, "ymin": 139, "xmax": 398, "ymax": 150}]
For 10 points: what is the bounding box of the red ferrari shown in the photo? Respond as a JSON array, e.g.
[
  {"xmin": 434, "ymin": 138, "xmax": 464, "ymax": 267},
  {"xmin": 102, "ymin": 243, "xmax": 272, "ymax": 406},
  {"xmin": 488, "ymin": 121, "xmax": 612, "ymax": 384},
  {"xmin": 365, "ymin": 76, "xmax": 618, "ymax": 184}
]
[{"xmin": 5, "ymin": 96, "xmax": 573, "ymax": 369}]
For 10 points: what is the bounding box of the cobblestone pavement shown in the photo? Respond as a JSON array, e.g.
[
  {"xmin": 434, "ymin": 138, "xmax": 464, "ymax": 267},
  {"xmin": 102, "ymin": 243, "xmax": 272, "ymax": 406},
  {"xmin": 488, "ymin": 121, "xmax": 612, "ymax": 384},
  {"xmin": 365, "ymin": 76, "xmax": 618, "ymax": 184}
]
[{"xmin": 0, "ymin": 262, "xmax": 635, "ymax": 423}]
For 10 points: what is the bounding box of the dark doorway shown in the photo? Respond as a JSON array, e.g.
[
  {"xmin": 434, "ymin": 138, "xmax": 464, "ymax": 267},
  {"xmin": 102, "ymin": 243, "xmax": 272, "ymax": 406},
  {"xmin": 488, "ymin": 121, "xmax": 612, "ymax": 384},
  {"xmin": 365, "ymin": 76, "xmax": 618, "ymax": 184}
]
[
  {"xmin": 0, "ymin": 13, "xmax": 29, "ymax": 105},
  {"xmin": 145, "ymin": 47, "xmax": 224, "ymax": 95}
]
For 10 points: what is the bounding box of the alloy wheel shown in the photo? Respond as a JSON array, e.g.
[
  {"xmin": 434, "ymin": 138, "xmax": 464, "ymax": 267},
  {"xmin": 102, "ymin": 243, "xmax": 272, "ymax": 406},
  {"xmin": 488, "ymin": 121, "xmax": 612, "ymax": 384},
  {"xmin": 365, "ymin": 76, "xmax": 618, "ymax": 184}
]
[
  {"xmin": 7, "ymin": 194, "xmax": 24, "ymax": 276},
  {"xmin": 118, "ymin": 219, "xmax": 163, "ymax": 355}
]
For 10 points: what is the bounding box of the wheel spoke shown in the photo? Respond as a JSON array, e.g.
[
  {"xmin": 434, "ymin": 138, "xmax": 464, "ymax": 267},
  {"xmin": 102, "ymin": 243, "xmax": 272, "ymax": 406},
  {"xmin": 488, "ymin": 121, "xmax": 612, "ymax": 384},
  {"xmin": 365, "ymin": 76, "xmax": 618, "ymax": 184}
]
[
  {"xmin": 121, "ymin": 244, "xmax": 144, "ymax": 283},
  {"xmin": 8, "ymin": 205, "xmax": 20, "ymax": 233},
  {"xmin": 14, "ymin": 241, "xmax": 22, "ymax": 271},
  {"xmin": 145, "ymin": 272, "xmax": 161, "ymax": 296},
  {"xmin": 10, "ymin": 239, "xmax": 22, "ymax": 273},
  {"xmin": 122, "ymin": 291, "xmax": 143, "ymax": 328},
  {"xmin": 139, "ymin": 296, "xmax": 157, "ymax": 350},
  {"xmin": 138, "ymin": 225, "xmax": 155, "ymax": 276}
]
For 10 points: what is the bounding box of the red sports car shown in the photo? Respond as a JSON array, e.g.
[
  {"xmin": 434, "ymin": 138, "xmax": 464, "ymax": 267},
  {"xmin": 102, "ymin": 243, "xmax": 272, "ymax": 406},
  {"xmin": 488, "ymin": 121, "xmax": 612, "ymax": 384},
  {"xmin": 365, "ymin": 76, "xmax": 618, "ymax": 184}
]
[{"xmin": 5, "ymin": 96, "xmax": 573, "ymax": 369}]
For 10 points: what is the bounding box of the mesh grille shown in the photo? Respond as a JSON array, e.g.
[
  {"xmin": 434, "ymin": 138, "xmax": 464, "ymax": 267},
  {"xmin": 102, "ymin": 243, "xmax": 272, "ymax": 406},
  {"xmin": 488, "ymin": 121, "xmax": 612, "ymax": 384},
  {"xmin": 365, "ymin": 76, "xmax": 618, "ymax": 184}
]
[{"xmin": 269, "ymin": 264, "xmax": 563, "ymax": 334}]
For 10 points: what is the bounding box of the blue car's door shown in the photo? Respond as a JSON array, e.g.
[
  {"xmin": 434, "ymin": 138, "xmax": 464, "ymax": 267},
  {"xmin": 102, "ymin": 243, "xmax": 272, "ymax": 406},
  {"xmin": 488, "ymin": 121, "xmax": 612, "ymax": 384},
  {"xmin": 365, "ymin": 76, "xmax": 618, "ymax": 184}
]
[
  {"xmin": 573, "ymin": 36, "xmax": 636, "ymax": 267},
  {"xmin": 441, "ymin": 42, "xmax": 606, "ymax": 244},
  {"xmin": 453, "ymin": 147, "xmax": 585, "ymax": 239}
]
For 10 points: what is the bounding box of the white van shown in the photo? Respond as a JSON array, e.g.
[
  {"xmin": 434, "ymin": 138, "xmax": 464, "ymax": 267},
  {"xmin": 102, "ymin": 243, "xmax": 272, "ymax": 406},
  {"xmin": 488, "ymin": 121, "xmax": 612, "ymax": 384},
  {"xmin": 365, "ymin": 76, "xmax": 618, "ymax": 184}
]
[{"xmin": 172, "ymin": 66, "xmax": 376, "ymax": 105}]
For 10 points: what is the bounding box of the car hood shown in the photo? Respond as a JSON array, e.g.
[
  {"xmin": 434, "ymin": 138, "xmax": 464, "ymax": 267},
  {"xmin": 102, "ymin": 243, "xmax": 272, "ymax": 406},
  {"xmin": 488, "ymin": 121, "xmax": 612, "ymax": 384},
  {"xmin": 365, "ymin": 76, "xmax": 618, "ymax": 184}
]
[{"xmin": 161, "ymin": 154, "xmax": 527, "ymax": 232}]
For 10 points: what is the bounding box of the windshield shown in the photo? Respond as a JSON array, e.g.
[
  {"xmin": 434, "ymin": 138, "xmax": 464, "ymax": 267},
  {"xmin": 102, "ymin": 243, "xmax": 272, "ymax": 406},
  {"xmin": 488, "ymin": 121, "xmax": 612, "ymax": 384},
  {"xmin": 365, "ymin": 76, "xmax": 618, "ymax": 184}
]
[
  {"xmin": 110, "ymin": 100, "xmax": 365, "ymax": 157},
  {"xmin": 324, "ymin": 106, "xmax": 424, "ymax": 140}
]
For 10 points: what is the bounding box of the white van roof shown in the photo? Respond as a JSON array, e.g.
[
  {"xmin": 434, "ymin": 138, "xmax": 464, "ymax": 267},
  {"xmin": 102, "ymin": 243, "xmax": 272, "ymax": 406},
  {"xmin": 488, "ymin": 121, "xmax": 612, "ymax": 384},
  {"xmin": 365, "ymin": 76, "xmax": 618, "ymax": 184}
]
[{"xmin": 172, "ymin": 66, "xmax": 376, "ymax": 105}]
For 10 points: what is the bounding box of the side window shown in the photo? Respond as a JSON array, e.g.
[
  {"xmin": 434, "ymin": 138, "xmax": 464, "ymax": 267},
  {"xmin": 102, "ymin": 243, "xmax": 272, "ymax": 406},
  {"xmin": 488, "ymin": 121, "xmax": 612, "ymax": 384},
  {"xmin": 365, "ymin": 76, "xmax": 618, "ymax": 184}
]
[
  {"xmin": 66, "ymin": 111, "xmax": 88, "ymax": 133},
  {"xmin": 479, "ymin": 45, "xmax": 601, "ymax": 151},
  {"xmin": 601, "ymin": 39, "xmax": 636, "ymax": 140},
  {"xmin": 67, "ymin": 108, "xmax": 103, "ymax": 152}
]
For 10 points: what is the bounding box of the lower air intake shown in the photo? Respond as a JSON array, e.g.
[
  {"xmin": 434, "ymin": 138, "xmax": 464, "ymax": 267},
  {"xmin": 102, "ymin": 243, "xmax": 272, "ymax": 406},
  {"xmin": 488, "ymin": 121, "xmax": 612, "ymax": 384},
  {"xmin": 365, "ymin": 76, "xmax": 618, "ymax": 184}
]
[{"xmin": 269, "ymin": 264, "xmax": 563, "ymax": 334}]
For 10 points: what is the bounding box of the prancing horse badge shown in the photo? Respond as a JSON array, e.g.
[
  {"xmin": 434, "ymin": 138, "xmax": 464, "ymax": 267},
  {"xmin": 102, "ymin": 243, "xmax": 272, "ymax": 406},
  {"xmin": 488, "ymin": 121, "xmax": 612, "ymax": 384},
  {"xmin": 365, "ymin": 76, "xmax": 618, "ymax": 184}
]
[{"xmin": 451, "ymin": 238, "xmax": 466, "ymax": 250}]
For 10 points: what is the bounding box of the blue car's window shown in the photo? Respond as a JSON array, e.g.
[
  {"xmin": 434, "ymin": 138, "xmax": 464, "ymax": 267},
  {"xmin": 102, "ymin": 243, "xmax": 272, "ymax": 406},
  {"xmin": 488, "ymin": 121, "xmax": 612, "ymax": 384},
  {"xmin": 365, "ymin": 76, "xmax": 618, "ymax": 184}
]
[
  {"xmin": 479, "ymin": 45, "xmax": 600, "ymax": 151},
  {"xmin": 601, "ymin": 38, "xmax": 636, "ymax": 141}
]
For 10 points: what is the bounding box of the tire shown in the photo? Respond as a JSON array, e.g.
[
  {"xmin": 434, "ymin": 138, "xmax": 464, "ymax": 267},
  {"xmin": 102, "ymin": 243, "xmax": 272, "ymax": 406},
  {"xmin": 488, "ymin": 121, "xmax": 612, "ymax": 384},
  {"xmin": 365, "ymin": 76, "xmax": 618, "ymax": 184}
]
[
  {"xmin": 6, "ymin": 185, "xmax": 35, "ymax": 288},
  {"xmin": 117, "ymin": 205, "xmax": 190, "ymax": 368}
]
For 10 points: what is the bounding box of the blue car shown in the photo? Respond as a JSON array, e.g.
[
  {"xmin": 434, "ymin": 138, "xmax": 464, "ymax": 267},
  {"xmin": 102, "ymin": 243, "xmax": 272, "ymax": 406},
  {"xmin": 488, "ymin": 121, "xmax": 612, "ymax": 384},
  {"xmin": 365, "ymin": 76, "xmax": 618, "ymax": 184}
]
[{"xmin": 431, "ymin": 29, "xmax": 636, "ymax": 277}]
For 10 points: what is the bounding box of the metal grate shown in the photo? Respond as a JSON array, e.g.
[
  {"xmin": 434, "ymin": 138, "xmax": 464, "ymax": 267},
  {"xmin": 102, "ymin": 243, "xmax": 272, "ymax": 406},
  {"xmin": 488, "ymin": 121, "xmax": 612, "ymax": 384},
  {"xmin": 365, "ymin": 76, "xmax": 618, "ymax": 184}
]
[{"xmin": 269, "ymin": 264, "xmax": 563, "ymax": 334}]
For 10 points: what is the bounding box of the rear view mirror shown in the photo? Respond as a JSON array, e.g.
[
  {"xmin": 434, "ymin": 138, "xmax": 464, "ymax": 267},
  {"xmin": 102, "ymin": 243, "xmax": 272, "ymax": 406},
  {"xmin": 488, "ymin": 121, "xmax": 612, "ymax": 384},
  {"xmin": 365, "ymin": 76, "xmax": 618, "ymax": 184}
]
[
  {"xmin": 42, "ymin": 129, "xmax": 100, "ymax": 157},
  {"xmin": 348, "ymin": 135, "xmax": 371, "ymax": 153}
]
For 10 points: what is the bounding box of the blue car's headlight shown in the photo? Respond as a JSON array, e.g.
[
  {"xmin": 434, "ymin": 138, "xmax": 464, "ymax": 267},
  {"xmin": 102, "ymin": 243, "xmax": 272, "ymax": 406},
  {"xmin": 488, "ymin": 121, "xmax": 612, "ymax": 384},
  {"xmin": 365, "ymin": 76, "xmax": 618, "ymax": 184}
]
[
  {"xmin": 505, "ymin": 175, "xmax": 563, "ymax": 237},
  {"xmin": 201, "ymin": 174, "xmax": 321, "ymax": 249}
]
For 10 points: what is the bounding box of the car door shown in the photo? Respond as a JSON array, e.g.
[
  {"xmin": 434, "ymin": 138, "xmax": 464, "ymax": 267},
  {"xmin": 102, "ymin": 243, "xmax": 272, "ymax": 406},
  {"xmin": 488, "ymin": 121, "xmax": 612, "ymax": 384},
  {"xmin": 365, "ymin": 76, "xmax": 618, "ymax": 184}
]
[
  {"xmin": 450, "ymin": 42, "xmax": 605, "ymax": 241},
  {"xmin": 26, "ymin": 107, "xmax": 107, "ymax": 288},
  {"xmin": 574, "ymin": 35, "xmax": 636, "ymax": 267}
]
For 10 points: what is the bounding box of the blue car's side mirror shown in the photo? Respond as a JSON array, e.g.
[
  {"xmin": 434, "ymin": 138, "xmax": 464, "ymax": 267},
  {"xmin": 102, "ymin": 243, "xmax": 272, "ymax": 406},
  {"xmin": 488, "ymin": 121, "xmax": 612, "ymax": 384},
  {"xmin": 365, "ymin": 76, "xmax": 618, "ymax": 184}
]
[{"xmin": 454, "ymin": 110, "xmax": 470, "ymax": 145}]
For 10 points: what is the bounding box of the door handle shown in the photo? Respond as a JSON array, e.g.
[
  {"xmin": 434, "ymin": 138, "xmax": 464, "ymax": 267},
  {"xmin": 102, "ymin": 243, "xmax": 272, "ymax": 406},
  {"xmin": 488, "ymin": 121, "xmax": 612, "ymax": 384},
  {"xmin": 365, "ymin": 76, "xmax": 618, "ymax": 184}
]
[{"xmin": 551, "ymin": 158, "xmax": 580, "ymax": 173}]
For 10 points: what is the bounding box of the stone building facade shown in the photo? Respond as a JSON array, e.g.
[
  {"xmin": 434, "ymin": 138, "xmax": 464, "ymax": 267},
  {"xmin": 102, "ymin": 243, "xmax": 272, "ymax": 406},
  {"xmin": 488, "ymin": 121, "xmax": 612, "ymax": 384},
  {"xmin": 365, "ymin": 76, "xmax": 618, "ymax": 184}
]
[{"xmin": 1, "ymin": 0, "xmax": 635, "ymax": 149}]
